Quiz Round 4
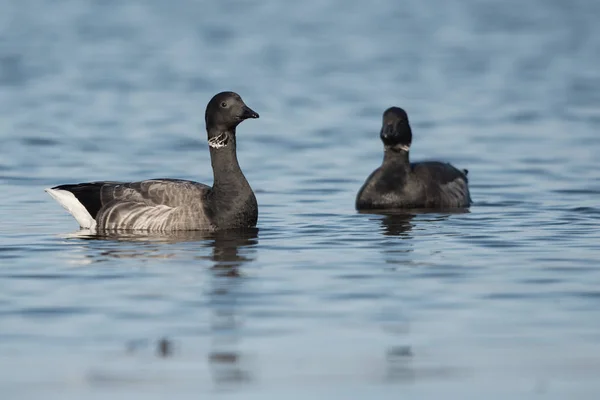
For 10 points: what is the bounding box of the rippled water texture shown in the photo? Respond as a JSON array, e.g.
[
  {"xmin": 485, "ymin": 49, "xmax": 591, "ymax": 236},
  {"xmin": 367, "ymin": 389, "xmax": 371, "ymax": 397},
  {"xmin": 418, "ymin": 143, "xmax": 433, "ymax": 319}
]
[{"xmin": 1, "ymin": 0, "xmax": 600, "ymax": 398}]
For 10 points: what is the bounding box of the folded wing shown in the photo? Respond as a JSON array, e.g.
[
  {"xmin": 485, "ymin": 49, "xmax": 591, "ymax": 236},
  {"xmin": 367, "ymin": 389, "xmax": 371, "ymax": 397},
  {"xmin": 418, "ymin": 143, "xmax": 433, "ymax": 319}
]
[
  {"xmin": 411, "ymin": 162, "xmax": 471, "ymax": 207},
  {"xmin": 49, "ymin": 179, "xmax": 211, "ymax": 231}
]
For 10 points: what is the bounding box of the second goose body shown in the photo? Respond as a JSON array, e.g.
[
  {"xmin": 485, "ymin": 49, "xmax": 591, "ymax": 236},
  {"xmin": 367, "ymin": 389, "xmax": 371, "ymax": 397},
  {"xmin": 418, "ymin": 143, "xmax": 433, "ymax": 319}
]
[{"xmin": 356, "ymin": 107, "xmax": 471, "ymax": 210}]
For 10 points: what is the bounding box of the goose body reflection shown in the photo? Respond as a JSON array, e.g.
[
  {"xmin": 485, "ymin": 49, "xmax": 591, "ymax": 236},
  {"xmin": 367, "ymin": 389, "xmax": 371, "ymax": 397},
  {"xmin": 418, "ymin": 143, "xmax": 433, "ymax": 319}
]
[
  {"xmin": 63, "ymin": 228, "xmax": 259, "ymax": 273},
  {"xmin": 62, "ymin": 228, "xmax": 259, "ymax": 388},
  {"xmin": 378, "ymin": 213, "xmax": 416, "ymax": 237}
]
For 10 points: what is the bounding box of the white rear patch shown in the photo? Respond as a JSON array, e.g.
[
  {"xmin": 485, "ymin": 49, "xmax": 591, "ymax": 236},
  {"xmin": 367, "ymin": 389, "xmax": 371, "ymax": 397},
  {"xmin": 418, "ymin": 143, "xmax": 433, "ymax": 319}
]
[{"xmin": 45, "ymin": 188, "xmax": 97, "ymax": 229}]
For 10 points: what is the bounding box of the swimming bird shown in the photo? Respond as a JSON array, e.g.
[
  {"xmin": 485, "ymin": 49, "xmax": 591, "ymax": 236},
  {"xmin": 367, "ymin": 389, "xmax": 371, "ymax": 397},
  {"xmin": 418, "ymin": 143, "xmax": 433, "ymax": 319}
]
[
  {"xmin": 45, "ymin": 91, "xmax": 260, "ymax": 232},
  {"xmin": 356, "ymin": 107, "xmax": 471, "ymax": 210}
]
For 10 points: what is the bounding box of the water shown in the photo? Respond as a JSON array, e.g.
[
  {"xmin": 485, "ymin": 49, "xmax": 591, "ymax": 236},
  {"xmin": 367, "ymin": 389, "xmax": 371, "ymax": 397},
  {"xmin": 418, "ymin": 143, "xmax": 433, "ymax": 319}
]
[{"xmin": 1, "ymin": 0, "xmax": 600, "ymax": 398}]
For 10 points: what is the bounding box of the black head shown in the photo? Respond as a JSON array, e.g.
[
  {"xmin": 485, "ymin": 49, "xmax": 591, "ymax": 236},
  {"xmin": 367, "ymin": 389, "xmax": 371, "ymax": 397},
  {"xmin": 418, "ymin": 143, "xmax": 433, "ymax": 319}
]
[
  {"xmin": 380, "ymin": 107, "xmax": 412, "ymax": 151},
  {"xmin": 205, "ymin": 91, "xmax": 259, "ymax": 136}
]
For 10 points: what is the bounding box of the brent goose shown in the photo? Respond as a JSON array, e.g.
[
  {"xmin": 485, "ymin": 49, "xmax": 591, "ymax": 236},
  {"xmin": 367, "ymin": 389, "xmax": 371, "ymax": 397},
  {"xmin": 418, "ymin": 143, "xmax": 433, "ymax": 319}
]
[
  {"xmin": 356, "ymin": 107, "xmax": 471, "ymax": 210},
  {"xmin": 46, "ymin": 91, "xmax": 259, "ymax": 231}
]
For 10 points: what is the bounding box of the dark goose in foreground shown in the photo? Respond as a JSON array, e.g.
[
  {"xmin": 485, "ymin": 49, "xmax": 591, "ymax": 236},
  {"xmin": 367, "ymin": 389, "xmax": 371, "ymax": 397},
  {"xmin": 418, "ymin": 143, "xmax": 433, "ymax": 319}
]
[
  {"xmin": 356, "ymin": 107, "xmax": 471, "ymax": 210},
  {"xmin": 45, "ymin": 91, "xmax": 260, "ymax": 231}
]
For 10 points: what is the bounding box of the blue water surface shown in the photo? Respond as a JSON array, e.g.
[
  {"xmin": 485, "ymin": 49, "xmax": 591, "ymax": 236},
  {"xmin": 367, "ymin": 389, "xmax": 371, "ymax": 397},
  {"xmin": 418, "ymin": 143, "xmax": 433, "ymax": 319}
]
[{"xmin": 1, "ymin": 0, "xmax": 600, "ymax": 398}]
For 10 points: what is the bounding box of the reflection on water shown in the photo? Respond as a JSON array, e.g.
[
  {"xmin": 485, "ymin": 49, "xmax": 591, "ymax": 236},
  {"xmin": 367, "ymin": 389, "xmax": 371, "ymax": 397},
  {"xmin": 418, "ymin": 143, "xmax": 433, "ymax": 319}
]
[
  {"xmin": 360, "ymin": 210, "xmax": 470, "ymax": 268},
  {"xmin": 61, "ymin": 228, "xmax": 259, "ymax": 270},
  {"xmin": 204, "ymin": 229, "xmax": 259, "ymax": 388},
  {"xmin": 206, "ymin": 229, "xmax": 259, "ymax": 276},
  {"xmin": 385, "ymin": 345, "xmax": 415, "ymax": 383},
  {"xmin": 360, "ymin": 209, "xmax": 470, "ymax": 238},
  {"xmin": 378, "ymin": 213, "xmax": 416, "ymax": 237},
  {"xmin": 64, "ymin": 228, "xmax": 259, "ymax": 388}
]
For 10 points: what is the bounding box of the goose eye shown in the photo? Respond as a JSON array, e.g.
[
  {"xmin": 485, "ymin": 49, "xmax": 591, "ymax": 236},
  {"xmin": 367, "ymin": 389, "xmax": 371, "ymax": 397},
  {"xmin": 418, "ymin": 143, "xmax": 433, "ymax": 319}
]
[{"xmin": 220, "ymin": 102, "xmax": 227, "ymax": 108}]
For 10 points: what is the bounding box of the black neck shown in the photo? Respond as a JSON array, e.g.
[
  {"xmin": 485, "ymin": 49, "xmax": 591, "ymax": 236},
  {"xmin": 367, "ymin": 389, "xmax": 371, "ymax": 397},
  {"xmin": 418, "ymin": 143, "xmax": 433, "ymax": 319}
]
[
  {"xmin": 208, "ymin": 128, "xmax": 250, "ymax": 196},
  {"xmin": 206, "ymin": 127, "xmax": 257, "ymax": 229},
  {"xmin": 383, "ymin": 146, "xmax": 410, "ymax": 166}
]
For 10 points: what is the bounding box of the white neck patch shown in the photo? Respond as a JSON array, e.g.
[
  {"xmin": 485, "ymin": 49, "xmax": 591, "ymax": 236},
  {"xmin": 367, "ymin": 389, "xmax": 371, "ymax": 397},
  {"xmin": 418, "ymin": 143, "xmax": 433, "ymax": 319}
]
[
  {"xmin": 208, "ymin": 132, "xmax": 229, "ymax": 149},
  {"xmin": 393, "ymin": 144, "xmax": 410, "ymax": 152}
]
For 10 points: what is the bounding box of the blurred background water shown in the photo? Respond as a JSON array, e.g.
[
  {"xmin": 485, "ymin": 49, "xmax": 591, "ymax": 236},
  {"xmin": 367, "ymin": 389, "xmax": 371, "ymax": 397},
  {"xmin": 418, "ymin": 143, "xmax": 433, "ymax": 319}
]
[{"xmin": 1, "ymin": 0, "xmax": 600, "ymax": 398}]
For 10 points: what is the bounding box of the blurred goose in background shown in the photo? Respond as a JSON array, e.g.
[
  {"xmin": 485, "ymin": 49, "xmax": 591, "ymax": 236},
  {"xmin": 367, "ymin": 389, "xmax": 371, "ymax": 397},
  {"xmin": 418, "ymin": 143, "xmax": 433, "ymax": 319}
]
[{"xmin": 356, "ymin": 106, "xmax": 471, "ymax": 210}]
